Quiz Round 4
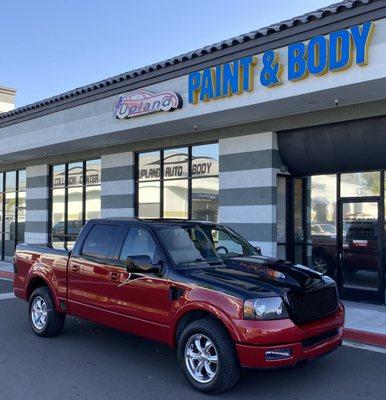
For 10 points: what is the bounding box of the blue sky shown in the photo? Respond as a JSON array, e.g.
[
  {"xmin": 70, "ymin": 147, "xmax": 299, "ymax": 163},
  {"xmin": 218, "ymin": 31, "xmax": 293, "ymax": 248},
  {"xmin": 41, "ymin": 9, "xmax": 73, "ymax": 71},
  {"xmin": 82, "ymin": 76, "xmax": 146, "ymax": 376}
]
[{"xmin": 1, "ymin": 0, "xmax": 334, "ymax": 107}]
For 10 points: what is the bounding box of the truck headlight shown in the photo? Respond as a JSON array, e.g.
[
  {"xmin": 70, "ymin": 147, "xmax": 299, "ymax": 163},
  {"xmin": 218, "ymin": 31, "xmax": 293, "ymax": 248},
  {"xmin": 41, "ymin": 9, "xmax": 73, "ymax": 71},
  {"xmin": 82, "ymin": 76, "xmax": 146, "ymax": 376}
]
[{"xmin": 244, "ymin": 297, "xmax": 289, "ymax": 320}]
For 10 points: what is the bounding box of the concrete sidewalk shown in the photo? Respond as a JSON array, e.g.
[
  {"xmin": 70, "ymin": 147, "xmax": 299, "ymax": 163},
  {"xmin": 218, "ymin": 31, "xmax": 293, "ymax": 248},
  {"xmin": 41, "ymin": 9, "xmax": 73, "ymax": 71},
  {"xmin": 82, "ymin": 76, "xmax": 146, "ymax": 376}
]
[
  {"xmin": 344, "ymin": 301, "xmax": 386, "ymax": 335},
  {"xmin": 1, "ymin": 261, "xmax": 385, "ymax": 346},
  {"xmin": 0, "ymin": 261, "xmax": 14, "ymax": 274}
]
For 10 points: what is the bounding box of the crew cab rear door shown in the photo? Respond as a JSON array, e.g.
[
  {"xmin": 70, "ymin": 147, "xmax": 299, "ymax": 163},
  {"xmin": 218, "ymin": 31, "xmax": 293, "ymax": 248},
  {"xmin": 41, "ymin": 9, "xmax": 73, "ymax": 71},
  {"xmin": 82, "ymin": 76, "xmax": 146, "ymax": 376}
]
[{"xmin": 67, "ymin": 222, "xmax": 124, "ymax": 318}]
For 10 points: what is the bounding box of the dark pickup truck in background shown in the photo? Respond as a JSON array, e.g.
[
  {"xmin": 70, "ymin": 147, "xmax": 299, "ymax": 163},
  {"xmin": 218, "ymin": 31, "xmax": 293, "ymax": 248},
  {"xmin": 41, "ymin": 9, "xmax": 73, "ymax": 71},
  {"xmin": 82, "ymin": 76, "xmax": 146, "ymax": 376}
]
[{"xmin": 14, "ymin": 219, "xmax": 344, "ymax": 393}]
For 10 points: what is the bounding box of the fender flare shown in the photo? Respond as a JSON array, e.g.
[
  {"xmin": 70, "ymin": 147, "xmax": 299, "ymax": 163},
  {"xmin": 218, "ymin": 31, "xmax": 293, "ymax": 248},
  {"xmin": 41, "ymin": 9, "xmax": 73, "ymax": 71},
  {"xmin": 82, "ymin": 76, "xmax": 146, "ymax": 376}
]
[
  {"xmin": 25, "ymin": 267, "xmax": 60, "ymax": 311},
  {"xmin": 170, "ymin": 302, "xmax": 242, "ymax": 346}
]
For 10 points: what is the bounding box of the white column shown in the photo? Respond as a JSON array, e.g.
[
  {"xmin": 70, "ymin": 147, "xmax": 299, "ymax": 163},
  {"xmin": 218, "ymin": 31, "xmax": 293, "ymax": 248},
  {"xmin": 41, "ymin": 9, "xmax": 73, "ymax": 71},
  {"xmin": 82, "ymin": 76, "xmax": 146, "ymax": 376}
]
[
  {"xmin": 25, "ymin": 164, "xmax": 49, "ymax": 244},
  {"xmin": 101, "ymin": 151, "xmax": 135, "ymax": 218}
]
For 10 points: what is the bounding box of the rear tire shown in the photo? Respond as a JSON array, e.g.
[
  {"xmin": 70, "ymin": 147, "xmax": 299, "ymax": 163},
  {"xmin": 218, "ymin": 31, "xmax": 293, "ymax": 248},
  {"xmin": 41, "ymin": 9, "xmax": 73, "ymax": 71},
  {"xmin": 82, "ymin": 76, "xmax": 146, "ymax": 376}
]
[
  {"xmin": 177, "ymin": 317, "xmax": 240, "ymax": 393},
  {"xmin": 29, "ymin": 287, "xmax": 65, "ymax": 337}
]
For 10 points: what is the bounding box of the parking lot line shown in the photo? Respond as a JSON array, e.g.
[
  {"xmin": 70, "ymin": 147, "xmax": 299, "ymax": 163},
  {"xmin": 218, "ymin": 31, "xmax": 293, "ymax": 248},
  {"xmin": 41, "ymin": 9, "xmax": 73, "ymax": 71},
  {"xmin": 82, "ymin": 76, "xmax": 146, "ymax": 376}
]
[
  {"xmin": 0, "ymin": 292, "xmax": 15, "ymax": 300},
  {"xmin": 343, "ymin": 340, "xmax": 386, "ymax": 355}
]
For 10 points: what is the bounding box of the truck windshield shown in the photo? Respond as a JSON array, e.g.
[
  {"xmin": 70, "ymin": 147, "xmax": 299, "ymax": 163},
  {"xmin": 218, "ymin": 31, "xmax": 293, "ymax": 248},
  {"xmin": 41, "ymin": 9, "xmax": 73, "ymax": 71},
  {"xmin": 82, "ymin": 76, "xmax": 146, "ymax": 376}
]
[
  {"xmin": 157, "ymin": 226, "xmax": 220, "ymax": 266},
  {"xmin": 157, "ymin": 224, "xmax": 258, "ymax": 267}
]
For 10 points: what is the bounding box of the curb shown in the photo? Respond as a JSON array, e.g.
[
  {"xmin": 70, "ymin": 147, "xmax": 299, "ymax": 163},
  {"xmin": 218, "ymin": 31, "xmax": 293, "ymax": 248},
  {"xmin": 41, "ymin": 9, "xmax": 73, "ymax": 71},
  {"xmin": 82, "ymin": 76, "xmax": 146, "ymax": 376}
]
[
  {"xmin": 344, "ymin": 328, "xmax": 386, "ymax": 349},
  {"xmin": 0, "ymin": 271, "xmax": 13, "ymax": 280}
]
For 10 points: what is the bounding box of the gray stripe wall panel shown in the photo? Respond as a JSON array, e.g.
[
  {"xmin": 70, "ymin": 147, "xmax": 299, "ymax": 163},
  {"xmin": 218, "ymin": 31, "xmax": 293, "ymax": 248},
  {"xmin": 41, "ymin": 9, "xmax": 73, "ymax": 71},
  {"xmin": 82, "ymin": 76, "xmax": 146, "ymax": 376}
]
[
  {"xmin": 219, "ymin": 133, "xmax": 281, "ymax": 257},
  {"xmin": 101, "ymin": 194, "xmax": 135, "ymax": 209},
  {"xmin": 226, "ymin": 223, "xmax": 276, "ymax": 242},
  {"xmin": 26, "ymin": 198, "xmax": 49, "ymax": 210},
  {"xmin": 101, "ymin": 166, "xmax": 134, "ymax": 182},
  {"xmin": 26, "ymin": 175, "xmax": 49, "ymax": 189},
  {"xmin": 25, "ymin": 165, "xmax": 50, "ymax": 244},
  {"xmin": 219, "ymin": 149, "xmax": 282, "ymax": 172},
  {"xmin": 219, "ymin": 187, "xmax": 275, "ymax": 206},
  {"xmin": 101, "ymin": 152, "xmax": 135, "ymax": 218},
  {"xmin": 25, "ymin": 221, "xmax": 49, "ymax": 234}
]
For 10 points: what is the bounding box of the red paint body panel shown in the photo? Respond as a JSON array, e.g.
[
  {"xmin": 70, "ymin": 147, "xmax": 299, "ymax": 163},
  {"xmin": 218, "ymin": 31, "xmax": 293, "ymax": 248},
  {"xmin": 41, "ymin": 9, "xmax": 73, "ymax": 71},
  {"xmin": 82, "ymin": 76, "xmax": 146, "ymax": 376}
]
[
  {"xmin": 169, "ymin": 286, "xmax": 244, "ymax": 345},
  {"xmin": 233, "ymin": 304, "xmax": 344, "ymax": 345},
  {"xmin": 235, "ymin": 307, "xmax": 344, "ymax": 367},
  {"xmin": 236, "ymin": 328, "xmax": 343, "ymax": 368},
  {"xmin": 13, "ymin": 248, "xmax": 68, "ymax": 311},
  {"xmin": 66, "ymin": 256, "xmax": 172, "ymax": 343}
]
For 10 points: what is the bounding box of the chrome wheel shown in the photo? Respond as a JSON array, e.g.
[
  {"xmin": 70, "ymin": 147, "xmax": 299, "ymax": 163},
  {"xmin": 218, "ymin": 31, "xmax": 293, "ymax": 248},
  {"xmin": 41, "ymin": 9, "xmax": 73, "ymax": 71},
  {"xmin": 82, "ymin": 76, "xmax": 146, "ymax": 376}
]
[
  {"xmin": 31, "ymin": 296, "xmax": 48, "ymax": 330},
  {"xmin": 312, "ymin": 257, "xmax": 328, "ymax": 274},
  {"xmin": 185, "ymin": 334, "xmax": 219, "ymax": 384}
]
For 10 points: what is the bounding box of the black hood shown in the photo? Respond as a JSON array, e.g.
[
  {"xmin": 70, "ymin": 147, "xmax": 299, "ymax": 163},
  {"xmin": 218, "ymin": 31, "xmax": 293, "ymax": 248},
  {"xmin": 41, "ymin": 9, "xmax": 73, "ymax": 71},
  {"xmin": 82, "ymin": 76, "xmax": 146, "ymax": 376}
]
[{"xmin": 173, "ymin": 256, "xmax": 334, "ymax": 301}]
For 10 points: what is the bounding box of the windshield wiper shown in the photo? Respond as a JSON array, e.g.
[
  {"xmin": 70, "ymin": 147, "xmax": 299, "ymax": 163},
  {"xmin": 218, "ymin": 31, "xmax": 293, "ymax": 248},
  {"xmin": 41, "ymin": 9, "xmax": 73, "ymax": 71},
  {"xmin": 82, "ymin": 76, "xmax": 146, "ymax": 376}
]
[
  {"xmin": 196, "ymin": 258, "xmax": 224, "ymax": 265},
  {"xmin": 178, "ymin": 258, "xmax": 223, "ymax": 267},
  {"xmin": 221, "ymin": 253, "xmax": 244, "ymax": 258}
]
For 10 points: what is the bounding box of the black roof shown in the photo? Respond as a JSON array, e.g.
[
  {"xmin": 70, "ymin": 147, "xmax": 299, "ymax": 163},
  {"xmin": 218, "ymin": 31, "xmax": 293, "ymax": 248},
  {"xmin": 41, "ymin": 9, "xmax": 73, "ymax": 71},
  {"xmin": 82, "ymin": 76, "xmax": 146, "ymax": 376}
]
[{"xmin": 0, "ymin": 0, "xmax": 383, "ymax": 125}]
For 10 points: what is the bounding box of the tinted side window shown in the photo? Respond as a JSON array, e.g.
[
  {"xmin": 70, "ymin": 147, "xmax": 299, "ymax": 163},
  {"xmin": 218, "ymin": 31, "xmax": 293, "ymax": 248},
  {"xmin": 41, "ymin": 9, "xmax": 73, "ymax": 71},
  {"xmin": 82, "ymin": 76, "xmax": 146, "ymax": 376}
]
[
  {"xmin": 81, "ymin": 224, "xmax": 120, "ymax": 260},
  {"xmin": 119, "ymin": 227, "xmax": 159, "ymax": 263}
]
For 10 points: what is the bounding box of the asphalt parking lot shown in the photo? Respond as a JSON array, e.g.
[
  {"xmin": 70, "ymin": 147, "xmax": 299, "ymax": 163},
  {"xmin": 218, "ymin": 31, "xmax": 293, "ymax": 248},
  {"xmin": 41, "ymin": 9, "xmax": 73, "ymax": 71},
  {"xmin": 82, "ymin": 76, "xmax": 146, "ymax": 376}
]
[{"xmin": 1, "ymin": 278, "xmax": 385, "ymax": 400}]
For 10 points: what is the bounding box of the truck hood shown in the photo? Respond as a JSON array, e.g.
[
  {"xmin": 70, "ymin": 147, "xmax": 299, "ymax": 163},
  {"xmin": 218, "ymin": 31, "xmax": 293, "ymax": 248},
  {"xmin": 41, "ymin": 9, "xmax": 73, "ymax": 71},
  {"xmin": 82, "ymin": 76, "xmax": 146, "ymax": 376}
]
[{"xmin": 180, "ymin": 256, "xmax": 333, "ymax": 300}]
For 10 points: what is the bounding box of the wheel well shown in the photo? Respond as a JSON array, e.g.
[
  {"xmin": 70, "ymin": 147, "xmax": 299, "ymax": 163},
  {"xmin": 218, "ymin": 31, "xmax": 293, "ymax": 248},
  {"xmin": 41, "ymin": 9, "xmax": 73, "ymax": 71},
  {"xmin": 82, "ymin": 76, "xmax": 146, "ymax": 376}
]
[
  {"xmin": 26, "ymin": 277, "xmax": 48, "ymax": 301},
  {"xmin": 312, "ymin": 248, "xmax": 335, "ymax": 262},
  {"xmin": 174, "ymin": 310, "xmax": 230, "ymax": 346}
]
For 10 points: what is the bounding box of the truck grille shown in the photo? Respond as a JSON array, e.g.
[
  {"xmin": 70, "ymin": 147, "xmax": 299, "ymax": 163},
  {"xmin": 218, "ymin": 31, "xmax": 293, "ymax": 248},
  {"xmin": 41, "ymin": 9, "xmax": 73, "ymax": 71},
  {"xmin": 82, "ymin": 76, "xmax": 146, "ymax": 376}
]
[{"xmin": 288, "ymin": 286, "xmax": 339, "ymax": 325}]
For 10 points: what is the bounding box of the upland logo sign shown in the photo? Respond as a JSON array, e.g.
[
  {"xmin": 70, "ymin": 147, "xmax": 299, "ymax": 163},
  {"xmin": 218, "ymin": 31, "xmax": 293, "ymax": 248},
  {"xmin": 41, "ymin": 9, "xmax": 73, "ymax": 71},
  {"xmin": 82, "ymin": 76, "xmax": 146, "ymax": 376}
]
[{"xmin": 114, "ymin": 90, "xmax": 182, "ymax": 119}]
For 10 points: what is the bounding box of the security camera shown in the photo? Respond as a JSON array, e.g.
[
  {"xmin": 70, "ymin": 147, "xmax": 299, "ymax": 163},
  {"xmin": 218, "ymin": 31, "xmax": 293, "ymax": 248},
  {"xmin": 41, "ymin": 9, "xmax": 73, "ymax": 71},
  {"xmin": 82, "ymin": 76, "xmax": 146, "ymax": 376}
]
[
  {"xmin": 334, "ymin": 98, "xmax": 340, "ymax": 106},
  {"xmin": 193, "ymin": 125, "xmax": 198, "ymax": 132}
]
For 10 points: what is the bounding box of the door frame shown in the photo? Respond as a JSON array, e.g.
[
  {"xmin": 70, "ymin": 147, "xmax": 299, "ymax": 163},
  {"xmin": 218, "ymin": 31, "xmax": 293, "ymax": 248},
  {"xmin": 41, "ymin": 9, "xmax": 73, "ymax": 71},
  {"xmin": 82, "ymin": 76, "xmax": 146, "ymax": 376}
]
[{"xmin": 337, "ymin": 196, "xmax": 384, "ymax": 304}]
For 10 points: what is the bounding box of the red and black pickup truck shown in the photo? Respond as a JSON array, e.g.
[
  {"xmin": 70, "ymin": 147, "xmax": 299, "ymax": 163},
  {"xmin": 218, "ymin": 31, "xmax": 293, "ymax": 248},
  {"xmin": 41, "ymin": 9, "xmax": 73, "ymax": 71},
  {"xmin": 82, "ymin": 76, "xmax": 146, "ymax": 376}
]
[{"xmin": 14, "ymin": 219, "xmax": 344, "ymax": 393}]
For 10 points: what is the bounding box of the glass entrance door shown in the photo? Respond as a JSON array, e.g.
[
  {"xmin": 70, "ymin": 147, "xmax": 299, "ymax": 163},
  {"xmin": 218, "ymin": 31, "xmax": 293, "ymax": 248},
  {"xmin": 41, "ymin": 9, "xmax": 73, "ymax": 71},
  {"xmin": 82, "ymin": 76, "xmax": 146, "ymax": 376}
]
[{"xmin": 339, "ymin": 200, "xmax": 383, "ymax": 303}]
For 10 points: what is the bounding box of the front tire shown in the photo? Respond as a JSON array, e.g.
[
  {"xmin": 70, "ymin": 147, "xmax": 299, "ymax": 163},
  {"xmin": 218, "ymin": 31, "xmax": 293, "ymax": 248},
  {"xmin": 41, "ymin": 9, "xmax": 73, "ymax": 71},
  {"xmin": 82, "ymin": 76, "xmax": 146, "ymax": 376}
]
[
  {"xmin": 178, "ymin": 318, "xmax": 240, "ymax": 393},
  {"xmin": 29, "ymin": 287, "xmax": 65, "ymax": 337}
]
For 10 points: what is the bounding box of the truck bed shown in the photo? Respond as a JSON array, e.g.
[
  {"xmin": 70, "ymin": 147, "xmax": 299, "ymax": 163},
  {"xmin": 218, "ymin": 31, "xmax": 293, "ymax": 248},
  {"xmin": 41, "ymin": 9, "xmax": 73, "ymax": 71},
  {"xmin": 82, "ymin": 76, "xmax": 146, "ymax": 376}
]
[
  {"xmin": 16, "ymin": 243, "xmax": 70, "ymax": 257},
  {"xmin": 13, "ymin": 243, "xmax": 71, "ymax": 303}
]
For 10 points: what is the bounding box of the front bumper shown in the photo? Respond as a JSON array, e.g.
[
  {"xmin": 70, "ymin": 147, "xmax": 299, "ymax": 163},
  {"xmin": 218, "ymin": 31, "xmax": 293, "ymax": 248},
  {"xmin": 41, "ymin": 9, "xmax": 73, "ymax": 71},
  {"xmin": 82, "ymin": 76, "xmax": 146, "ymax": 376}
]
[{"xmin": 235, "ymin": 304, "xmax": 344, "ymax": 369}]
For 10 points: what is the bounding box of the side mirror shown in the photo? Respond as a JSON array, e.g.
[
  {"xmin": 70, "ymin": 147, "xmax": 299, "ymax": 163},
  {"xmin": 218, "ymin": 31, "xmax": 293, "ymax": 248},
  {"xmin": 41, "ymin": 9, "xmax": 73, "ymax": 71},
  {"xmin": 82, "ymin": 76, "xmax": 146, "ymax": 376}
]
[
  {"xmin": 123, "ymin": 255, "xmax": 161, "ymax": 274},
  {"xmin": 254, "ymin": 246, "xmax": 262, "ymax": 255}
]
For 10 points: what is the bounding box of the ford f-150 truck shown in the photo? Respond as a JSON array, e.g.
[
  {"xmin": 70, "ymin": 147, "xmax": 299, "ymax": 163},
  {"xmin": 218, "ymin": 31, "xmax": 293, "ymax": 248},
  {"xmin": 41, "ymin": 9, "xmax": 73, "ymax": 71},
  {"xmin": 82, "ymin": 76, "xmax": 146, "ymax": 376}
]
[{"xmin": 14, "ymin": 218, "xmax": 344, "ymax": 393}]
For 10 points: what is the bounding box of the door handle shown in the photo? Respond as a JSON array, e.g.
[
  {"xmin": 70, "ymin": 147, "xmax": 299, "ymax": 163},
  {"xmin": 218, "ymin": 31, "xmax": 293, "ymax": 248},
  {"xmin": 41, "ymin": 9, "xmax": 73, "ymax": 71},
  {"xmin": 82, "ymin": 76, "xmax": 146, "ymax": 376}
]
[
  {"xmin": 109, "ymin": 271, "xmax": 120, "ymax": 282},
  {"xmin": 71, "ymin": 264, "xmax": 80, "ymax": 273}
]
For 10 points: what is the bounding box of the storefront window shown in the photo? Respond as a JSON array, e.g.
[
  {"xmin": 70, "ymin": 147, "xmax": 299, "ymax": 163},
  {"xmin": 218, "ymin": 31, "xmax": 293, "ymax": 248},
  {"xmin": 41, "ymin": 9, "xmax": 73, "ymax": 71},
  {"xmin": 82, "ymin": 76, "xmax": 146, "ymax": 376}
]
[
  {"xmin": 138, "ymin": 181, "xmax": 160, "ymax": 218},
  {"xmin": 163, "ymin": 148, "xmax": 188, "ymax": 179},
  {"xmin": 292, "ymin": 176, "xmax": 338, "ymax": 277},
  {"xmin": 0, "ymin": 170, "xmax": 26, "ymax": 260},
  {"xmin": 341, "ymin": 172, "xmax": 380, "ymax": 197},
  {"xmin": 192, "ymin": 177, "xmax": 219, "ymax": 222},
  {"xmin": 310, "ymin": 175, "xmax": 337, "ymax": 243},
  {"xmin": 136, "ymin": 143, "xmax": 219, "ymax": 221},
  {"xmin": 50, "ymin": 159, "xmax": 101, "ymax": 245},
  {"xmin": 294, "ymin": 178, "xmax": 304, "ymax": 242},
  {"xmin": 164, "ymin": 179, "xmax": 188, "ymax": 218},
  {"xmin": 309, "ymin": 175, "xmax": 337, "ymax": 278},
  {"xmin": 138, "ymin": 152, "xmax": 160, "ymax": 181},
  {"xmin": 276, "ymin": 175, "xmax": 287, "ymax": 259}
]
